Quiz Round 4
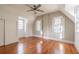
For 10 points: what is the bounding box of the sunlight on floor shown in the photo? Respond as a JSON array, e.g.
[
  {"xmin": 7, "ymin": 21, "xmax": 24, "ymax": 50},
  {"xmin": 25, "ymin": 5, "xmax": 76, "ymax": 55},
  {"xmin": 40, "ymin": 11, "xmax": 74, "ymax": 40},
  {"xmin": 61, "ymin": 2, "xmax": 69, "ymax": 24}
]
[
  {"xmin": 59, "ymin": 43, "xmax": 64, "ymax": 54},
  {"xmin": 54, "ymin": 43, "xmax": 64, "ymax": 54},
  {"xmin": 36, "ymin": 41, "xmax": 43, "ymax": 53},
  {"xmin": 17, "ymin": 43, "xmax": 24, "ymax": 54}
]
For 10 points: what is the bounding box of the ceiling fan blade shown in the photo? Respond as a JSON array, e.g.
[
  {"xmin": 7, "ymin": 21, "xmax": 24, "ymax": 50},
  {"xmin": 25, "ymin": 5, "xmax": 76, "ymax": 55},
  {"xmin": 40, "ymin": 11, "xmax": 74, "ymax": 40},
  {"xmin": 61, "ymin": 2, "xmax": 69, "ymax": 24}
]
[
  {"xmin": 36, "ymin": 4, "xmax": 41, "ymax": 9},
  {"xmin": 26, "ymin": 9, "xmax": 34, "ymax": 12},
  {"xmin": 36, "ymin": 9, "xmax": 44, "ymax": 12},
  {"xmin": 33, "ymin": 5, "xmax": 36, "ymax": 8},
  {"xmin": 25, "ymin": 4, "xmax": 33, "ymax": 9}
]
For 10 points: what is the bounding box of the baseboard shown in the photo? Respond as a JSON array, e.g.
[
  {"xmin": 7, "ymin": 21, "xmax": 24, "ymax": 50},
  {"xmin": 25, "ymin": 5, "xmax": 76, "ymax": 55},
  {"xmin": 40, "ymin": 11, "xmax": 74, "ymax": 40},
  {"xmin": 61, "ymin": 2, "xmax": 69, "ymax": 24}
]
[
  {"xmin": 74, "ymin": 44, "xmax": 79, "ymax": 53},
  {"xmin": 0, "ymin": 44, "xmax": 4, "ymax": 47},
  {"xmin": 2, "ymin": 35, "xmax": 74, "ymax": 46},
  {"xmin": 5, "ymin": 42, "xmax": 18, "ymax": 46},
  {"xmin": 5, "ymin": 39, "xmax": 18, "ymax": 46},
  {"xmin": 0, "ymin": 44, "xmax": 4, "ymax": 46},
  {"xmin": 32, "ymin": 35, "xmax": 74, "ymax": 44}
]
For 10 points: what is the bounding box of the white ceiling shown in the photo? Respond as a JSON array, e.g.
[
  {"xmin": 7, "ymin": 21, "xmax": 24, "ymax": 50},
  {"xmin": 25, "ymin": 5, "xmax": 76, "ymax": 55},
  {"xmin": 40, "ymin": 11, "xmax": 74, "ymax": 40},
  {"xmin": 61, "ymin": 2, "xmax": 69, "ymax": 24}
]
[
  {"xmin": 0, "ymin": 4, "xmax": 61, "ymax": 16},
  {"xmin": 0, "ymin": 4, "xmax": 75, "ymax": 23}
]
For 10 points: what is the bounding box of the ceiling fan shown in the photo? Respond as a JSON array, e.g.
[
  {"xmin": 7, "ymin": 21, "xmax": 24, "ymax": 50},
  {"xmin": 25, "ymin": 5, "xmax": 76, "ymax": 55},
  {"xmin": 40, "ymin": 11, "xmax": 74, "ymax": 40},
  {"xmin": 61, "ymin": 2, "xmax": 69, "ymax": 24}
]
[{"xmin": 25, "ymin": 4, "xmax": 44, "ymax": 14}]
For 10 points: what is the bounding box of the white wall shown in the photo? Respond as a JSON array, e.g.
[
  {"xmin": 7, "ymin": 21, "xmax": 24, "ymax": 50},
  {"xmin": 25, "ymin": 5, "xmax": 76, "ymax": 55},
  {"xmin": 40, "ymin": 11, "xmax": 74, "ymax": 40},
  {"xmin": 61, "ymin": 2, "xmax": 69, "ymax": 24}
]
[
  {"xmin": 75, "ymin": 32, "xmax": 79, "ymax": 52},
  {"xmin": 0, "ymin": 5, "xmax": 35, "ymax": 45},
  {"xmin": 74, "ymin": 6, "xmax": 79, "ymax": 52},
  {"xmin": 65, "ymin": 15, "xmax": 75, "ymax": 42},
  {"xmin": 0, "ymin": 19, "xmax": 4, "ymax": 46},
  {"xmin": 33, "ymin": 11, "xmax": 74, "ymax": 44}
]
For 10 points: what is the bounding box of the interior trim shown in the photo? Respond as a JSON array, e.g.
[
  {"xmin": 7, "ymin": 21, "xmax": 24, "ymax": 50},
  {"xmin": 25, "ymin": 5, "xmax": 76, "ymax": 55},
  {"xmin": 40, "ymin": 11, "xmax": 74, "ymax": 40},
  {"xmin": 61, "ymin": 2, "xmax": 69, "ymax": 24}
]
[{"xmin": 31, "ymin": 35, "xmax": 74, "ymax": 44}]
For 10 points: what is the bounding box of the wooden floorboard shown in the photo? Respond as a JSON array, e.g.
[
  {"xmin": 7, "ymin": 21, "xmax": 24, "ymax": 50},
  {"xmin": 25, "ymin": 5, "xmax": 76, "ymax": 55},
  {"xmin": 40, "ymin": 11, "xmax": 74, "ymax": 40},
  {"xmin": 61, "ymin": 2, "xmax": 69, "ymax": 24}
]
[{"xmin": 0, "ymin": 36, "xmax": 78, "ymax": 54}]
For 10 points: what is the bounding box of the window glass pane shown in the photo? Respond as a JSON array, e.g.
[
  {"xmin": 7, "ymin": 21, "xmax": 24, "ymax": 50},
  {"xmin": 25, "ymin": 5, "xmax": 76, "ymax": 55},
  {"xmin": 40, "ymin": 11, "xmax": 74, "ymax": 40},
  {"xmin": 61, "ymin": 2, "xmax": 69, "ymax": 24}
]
[
  {"xmin": 35, "ymin": 20, "xmax": 42, "ymax": 35},
  {"xmin": 37, "ymin": 21, "xmax": 40, "ymax": 31},
  {"xmin": 65, "ymin": 5, "xmax": 77, "ymax": 16},
  {"xmin": 75, "ymin": 6, "xmax": 79, "ymax": 32},
  {"xmin": 60, "ymin": 33, "xmax": 63, "ymax": 39},
  {"xmin": 36, "ymin": 20, "xmax": 41, "ymax": 31},
  {"xmin": 53, "ymin": 16, "xmax": 64, "ymax": 39}
]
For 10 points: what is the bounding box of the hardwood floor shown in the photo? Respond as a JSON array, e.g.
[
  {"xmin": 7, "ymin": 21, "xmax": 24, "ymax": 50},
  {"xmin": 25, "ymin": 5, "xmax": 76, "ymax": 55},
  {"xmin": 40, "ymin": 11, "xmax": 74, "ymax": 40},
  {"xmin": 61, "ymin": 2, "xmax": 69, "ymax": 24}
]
[{"xmin": 0, "ymin": 36, "xmax": 78, "ymax": 54}]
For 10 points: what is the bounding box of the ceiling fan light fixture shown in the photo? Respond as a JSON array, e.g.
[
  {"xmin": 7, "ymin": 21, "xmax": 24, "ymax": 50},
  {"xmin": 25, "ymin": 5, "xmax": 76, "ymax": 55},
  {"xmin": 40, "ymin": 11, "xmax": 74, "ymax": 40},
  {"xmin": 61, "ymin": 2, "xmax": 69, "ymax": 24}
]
[{"xmin": 25, "ymin": 4, "xmax": 44, "ymax": 14}]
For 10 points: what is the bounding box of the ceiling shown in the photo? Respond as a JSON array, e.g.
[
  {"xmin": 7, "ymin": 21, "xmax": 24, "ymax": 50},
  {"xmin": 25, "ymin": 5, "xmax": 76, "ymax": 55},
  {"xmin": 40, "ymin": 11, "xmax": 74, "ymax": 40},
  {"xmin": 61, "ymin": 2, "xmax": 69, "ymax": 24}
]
[
  {"xmin": 0, "ymin": 4, "xmax": 61, "ymax": 16},
  {"xmin": 0, "ymin": 4, "xmax": 75, "ymax": 23}
]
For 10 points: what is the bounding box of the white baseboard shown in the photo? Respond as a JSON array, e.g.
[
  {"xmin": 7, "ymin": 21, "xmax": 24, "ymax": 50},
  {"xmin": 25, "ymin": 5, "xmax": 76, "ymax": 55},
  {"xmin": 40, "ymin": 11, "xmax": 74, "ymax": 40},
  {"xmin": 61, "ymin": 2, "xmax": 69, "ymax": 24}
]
[
  {"xmin": 74, "ymin": 44, "xmax": 79, "ymax": 53},
  {"xmin": 5, "ymin": 39, "xmax": 18, "ymax": 45},
  {"xmin": 0, "ymin": 44, "xmax": 4, "ymax": 46},
  {"xmin": 31, "ymin": 35, "xmax": 74, "ymax": 44},
  {"xmin": 3, "ymin": 35, "xmax": 74, "ymax": 46}
]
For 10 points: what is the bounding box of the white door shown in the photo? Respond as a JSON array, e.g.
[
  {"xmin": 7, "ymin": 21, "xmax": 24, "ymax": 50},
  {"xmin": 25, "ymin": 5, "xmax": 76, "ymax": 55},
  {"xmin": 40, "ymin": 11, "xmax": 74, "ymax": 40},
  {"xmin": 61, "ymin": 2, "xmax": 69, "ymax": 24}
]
[{"xmin": 0, "ymin": 19, "xmax": 4, "ymax": 46}]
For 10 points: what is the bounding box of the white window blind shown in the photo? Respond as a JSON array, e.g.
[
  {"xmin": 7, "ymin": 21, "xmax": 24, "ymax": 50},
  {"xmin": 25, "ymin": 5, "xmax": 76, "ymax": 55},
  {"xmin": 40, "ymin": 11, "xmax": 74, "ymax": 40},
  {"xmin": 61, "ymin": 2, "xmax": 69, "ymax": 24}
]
[
  {"xmin": 18, "ymin": 20, "xmax": 24, "ymax": 30},
  {"xmin": 18, "ymin": 16, "xmax": 27, "ymax": 35}
]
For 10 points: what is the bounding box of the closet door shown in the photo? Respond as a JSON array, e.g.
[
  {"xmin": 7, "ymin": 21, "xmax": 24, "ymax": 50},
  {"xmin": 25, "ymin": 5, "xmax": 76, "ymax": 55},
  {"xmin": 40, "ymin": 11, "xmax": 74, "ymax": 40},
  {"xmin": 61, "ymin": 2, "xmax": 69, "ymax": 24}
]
[{"xmin": 0, "ymin": 19, "xmax": 4, "ymax": 46}]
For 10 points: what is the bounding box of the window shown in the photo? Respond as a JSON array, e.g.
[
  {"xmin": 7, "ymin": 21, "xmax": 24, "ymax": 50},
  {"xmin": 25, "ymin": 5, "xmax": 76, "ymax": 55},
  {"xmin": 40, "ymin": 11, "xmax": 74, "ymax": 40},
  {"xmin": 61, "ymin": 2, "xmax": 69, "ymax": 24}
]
[
  {"xmin": 18, "ymin": 19, "xmax": 24, "ymax": 30},
  {"xmin": 75, "ymin": 6, "xmax": 79, "ymax": 32},
  {"xmin": 35, "ymin": 20, "xmax": 42, "ymax": 35},
  {"xmin": 53, "ymin": 16, "xmax": 64, "ymax": 39},
  {"xmin": 65, "ymin": 5, "xmax": 77, "ymax": 16},
  {"xmin": 18, "ymin": 16, "xmax": 27, "ymax": 34},
  {"xmin": 36, "ymin": 20, "xmax": 41, "ymax": 31}
]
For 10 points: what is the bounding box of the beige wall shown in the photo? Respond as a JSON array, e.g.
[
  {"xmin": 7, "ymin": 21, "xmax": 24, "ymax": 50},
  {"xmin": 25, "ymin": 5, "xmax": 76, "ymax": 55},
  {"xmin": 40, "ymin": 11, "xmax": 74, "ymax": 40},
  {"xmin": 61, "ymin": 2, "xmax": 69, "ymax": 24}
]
[
  {"xmin": 33, "ymin": 11, "xmax": 75, "ymax": 43},
  {"xmin": 0, "ymin": 5, "xmax": 35, "ymax": 45},
  {"xmin": 64, "ymin": 15, "xmax": 75, "ymax": 42},
  {"xmin": 0, "ymin": 19, "xmax": 4, "ymax": 46}
]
